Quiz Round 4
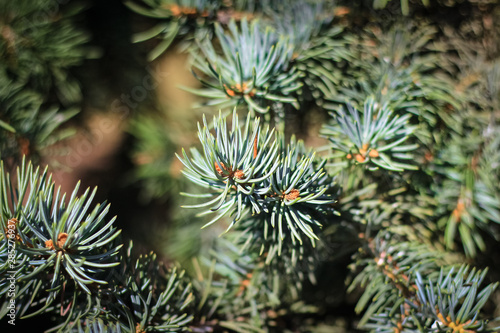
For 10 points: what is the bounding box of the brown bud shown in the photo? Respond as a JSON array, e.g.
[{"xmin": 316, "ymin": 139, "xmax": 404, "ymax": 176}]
[
  {"xmin": 46, "ymin": 233, "xmax": 68, "ymax": 250},
  {"xmin": 368, "ymin": 149, "xmax": 379, "ymax": 158},
  {"xmin": 215, "ymin": 162, "xmax": 227, "ymax": 175},
  {"xmin": 359, "ymin": 143, "xmax": 370, "ymax": 156},
  {"xmin": 284, "ymin": 189, "xmax": 300, "ymax": 201},
  {"xmin": 355, "ymin": 154, "xmax": 366, "ymax": 163},
  {"xmin": 234, "ymin": 169, "xmax": 245, "ymax": 179}
]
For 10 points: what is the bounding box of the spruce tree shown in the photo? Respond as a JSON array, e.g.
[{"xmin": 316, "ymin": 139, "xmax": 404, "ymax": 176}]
[{"xmin": 2, "ymin": 0, "xmax": 500, "ymax": 332}]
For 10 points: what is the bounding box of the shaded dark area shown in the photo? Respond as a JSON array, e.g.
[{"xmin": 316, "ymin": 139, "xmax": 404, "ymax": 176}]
[
  {"xmin": 63, "ymin": 0, "xmax": 168, "ymax": 252},
  {"xmin": 75, "ymin": 0, "xmax": 148, "ymax": 109}
]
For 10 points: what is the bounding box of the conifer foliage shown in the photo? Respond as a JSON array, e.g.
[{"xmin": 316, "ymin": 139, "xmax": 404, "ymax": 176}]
[
  {"xmin": 2, "ymin": 0, "xmax": 500, "ymax": 332},
  {"xmin": 0, "ymin": 1, "xmax": 91, "ymax": 164}
]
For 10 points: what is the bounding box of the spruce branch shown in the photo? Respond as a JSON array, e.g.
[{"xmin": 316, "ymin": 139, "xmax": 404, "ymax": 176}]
[
  {"xmin": 112, "ymin": 243, "xmax": 195, "ymax": 332},
  {"xmin": 0, "ymin": 0, "xmax": 90, "ymax": 103},
  {"xmin": 177, "ymin": 110, "xmax": 337, "ymax": 254},
  {"xmin": 434, "ymin": 131, "xmax": 500, "ymax": 257},
  {"xmin": 269, "ymin": 0, "xmax": 332, "ymax": 54},
  {"xmin": 350, "ymin": 231, "xmax": 499, "ymax": 332},
  {"xmin": 190, "ymin": 233, "xmax": 322, "ymax": 332},
  {"xmin": 413, "ymin": 265, "xmax": 498, "ymax": 332},
  {"xmin": 321, "ymin": 97, "xmax": 418, "ymax": 173},
  {"xmin": 189, "ymin": 19, "xmax": 302, "ymax": 114},
  {"xmin": 349, "ymin": 232, "xmax": 442, "ymax": 327},
  {"xmin": 0, "ymin": 160, "xmax": 201, "ymax": 332},
  {"xmin": 0, "ymin": 159, "xmax": 122, "ymax": 319},
  {"xmin": 0, "ymin": 0, "xmax": 91, "ymax": 163},
  {"xmin": 125, "ymin": 0, "xmax": 219, "ymax": 59},
  {"xmin": 325, "ymin": 22, "xmax": 461, "ymax": 148},
  {"xmin": 294, "ymin": 25, "xmax": 354, "ymax": 106}
]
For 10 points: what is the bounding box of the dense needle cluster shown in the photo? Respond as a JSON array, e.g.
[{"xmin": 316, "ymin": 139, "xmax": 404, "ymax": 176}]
[{"xmin": 177, "ymin": 111, "xmax": 337, "ymax": 253}]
